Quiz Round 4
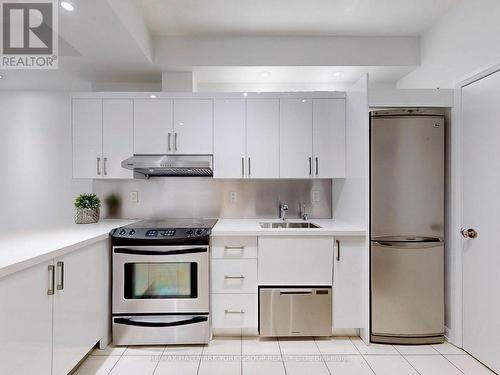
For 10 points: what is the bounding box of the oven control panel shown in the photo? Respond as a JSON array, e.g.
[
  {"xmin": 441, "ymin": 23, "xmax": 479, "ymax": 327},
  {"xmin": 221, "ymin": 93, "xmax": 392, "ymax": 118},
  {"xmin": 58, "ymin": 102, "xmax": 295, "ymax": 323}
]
[{"xmin": 111, "ymin": 227, "xmax": 211, "ymax": 240}]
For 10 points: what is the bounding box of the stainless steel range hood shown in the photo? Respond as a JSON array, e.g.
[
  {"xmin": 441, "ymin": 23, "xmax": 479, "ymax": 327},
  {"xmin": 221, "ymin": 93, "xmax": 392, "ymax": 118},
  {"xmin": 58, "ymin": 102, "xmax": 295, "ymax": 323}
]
[{"xmin": 121, "ymin": 155, "xmax": 213, "ymax": 178}]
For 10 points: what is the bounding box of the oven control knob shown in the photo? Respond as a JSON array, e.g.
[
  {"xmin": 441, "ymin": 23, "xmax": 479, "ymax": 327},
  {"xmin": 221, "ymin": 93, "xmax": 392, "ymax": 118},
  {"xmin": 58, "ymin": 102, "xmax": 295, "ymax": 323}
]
[
  {"xmin": 129, "ymin": 229, "xmax": 136, "ymax": 235},
  {"xmin": 196, "ymin": 228, "xmax": 203, "ymax": 235},
  {"xmin": 119, "ymin": 229, "xmax": 126, "ymax": 235},
  {"xmin": 186, "ymin": 229, "xmax": 193, "ymax": 235}
]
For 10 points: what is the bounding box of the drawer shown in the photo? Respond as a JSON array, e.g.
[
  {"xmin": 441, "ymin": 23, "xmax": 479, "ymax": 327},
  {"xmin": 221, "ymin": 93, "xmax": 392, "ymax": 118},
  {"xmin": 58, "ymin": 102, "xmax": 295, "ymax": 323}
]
[
  {"xmin": 212, "ymin": 259, "xmax": 257, "ymax": 294},
  {"xmin": 212, "ymin": 294, "xmax": 258, "ymax": 329},
  {"xmin": 211, "ymin": 236, "xmax": 257, "ymax": 259}
]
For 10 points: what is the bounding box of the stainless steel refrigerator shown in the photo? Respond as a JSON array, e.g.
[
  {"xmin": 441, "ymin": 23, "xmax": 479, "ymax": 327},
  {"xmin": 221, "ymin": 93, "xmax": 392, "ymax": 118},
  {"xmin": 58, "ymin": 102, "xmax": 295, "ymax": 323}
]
[{"xmin": 370, "ymin": 109, "xmax": 445, "ymax": 345}]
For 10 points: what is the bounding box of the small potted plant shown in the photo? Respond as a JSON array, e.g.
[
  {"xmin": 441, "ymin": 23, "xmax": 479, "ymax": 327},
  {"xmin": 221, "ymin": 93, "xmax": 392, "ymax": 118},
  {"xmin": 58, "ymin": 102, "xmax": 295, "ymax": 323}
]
[{"xmin": 74, "ymin": 193, "xmax": 101, "ymax": 224}]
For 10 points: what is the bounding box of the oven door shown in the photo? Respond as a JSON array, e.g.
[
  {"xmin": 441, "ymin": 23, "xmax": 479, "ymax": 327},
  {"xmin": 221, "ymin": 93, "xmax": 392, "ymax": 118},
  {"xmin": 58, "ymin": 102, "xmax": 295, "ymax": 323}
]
[{"xmin": 113, "ymin": 246, "xmax": 209, "ymax": 314}]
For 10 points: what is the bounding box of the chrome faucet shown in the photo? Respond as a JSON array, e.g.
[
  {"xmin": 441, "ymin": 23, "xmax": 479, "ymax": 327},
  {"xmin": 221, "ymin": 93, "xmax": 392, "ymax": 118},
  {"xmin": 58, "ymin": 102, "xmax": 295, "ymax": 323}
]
[
  {"xmin": 279, "ymin": 202, "xmax": 289, "ymax": 221},
  {"xmin": 300, "ymin": 203, "xmax": 309, "ymax": 221}
]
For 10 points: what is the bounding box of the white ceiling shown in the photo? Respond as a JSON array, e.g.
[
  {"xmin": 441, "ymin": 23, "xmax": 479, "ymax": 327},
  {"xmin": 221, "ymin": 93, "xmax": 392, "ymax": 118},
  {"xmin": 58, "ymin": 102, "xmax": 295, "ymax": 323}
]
[
  {"xmin": 192, "ymin": 66, "xmax": 416, "ymax": 83},
  {"xmin": 138, "ymin": 0, "xmax": 457, "ymax": 37}
]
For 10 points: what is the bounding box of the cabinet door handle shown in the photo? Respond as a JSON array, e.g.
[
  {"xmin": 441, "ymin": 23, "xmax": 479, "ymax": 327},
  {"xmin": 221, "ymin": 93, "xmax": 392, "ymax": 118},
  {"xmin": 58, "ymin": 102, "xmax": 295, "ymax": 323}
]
[
  {"xmin": 103, "ymin": 157, "xmax": 108, "ymax": 176},
  {"xmin": 224, "ymin": 275, "xmax": 245, "ymax": 279},
  {"xmin": 241, "ymin": 157, "xmax": 245, "ymax": 177},
  {"xmin": 168, "ymin": 133, "xmax": 172, "ymax": 151},
  {"xmin": 336, "ymin": 239, "xmax": 341, "ymax": 261},
  {"xmin": 56, "ymin": 261, "xmax": 64, "ymax": 290},
  {"xmin": 96, "ymin": 157, "xmax": 101, "ymax": 175},
  {"xmin": 225, "ymin": 309, "xmax": 245, "ymax": 314},
  {"xmin": 224, "ymin": 246, "xmax": 245, "ymax": 250},
  {"xmin": 315, "ymin": 157, "xmax": 319, "ymax": 176},
  {"xmin": 309, "ymin": 157, "xmax": 312, "ymax": 176},
  {"xmin": 47, "ymin": 265, "xmax": 55, "ymax": 295},
  {"xmin": 174, "ymin": 133, "xmax": 178, "ymax": 151},
  {"xmin": 248, "ymin": 157, "xmax": 251, "ymax": 177}
]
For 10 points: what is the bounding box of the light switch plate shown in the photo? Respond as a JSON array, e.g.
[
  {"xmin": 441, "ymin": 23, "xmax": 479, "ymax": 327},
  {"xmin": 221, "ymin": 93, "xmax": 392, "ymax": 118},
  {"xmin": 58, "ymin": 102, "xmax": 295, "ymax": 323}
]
[
  {"xmin": 312, "ymin": 190, "xmax": 320, "ymax": 202},
  {"xmin": 129, "ymin": 191, "xmax": 138, "ymax": 203}
]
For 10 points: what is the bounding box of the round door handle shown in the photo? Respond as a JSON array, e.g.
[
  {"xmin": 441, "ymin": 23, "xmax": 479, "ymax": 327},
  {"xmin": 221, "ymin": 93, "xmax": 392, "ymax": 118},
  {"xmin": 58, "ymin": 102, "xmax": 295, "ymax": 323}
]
[{"xmin": 461, "ymin": 228, "xmax": 478, "ymax": 239}]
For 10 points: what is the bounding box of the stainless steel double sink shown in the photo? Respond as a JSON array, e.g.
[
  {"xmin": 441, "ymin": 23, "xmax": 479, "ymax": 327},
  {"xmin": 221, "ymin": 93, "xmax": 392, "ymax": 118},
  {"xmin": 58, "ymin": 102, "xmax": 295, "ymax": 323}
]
[{"xmin": 259, "ymin": 221, "xmax": 321, "ymax": 229}]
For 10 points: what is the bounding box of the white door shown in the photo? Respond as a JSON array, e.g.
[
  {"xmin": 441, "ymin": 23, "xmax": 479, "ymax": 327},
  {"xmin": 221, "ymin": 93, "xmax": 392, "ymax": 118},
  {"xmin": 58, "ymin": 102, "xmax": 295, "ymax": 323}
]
[
  {"xmin": 461, "ymin": 70, "xmax": 500, "ymax": 373},
  {"xmin": 246, "ymin": 99, "xmax": 280, "ymax": 178},
  {"xmin": 72, "ymin": 99, "xmax": 102, "ymax": 178},
  {"xmin": 52, "ymin": 241, "xmax": 109, "ymax": 375},
  {"xmin": 0, "ymin": 261, "xmax": 53, "ymax": 375},
  {"xmin": 103, "ymin": 99, "xmax": 133, "ymax": 178},
  {"xmin": 133, "ymin": 99, "xmax": 173, "ymax": 154},
  {"xmin": 313, "ymin": 99, "xmax": 346, "ymax": 178},
  {"xmin": 214, "ymin": 99, "xmax": 246, "ymax": 178},
  {"xmin": 333, "ymin": 237, "xmax": 364, "ymax": 329},
  {"xmin": 173, "ymin": 99, "xmax": 213, "ymax": 154},
  {"xmin": 280, "ymin": 99, "xmax": 313, "ymax": 178}
]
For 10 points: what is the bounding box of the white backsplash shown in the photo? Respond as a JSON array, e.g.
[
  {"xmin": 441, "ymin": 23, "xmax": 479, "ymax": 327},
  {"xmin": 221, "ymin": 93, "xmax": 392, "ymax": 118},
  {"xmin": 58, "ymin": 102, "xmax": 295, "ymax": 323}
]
[{"xmin": 92, "ymin": 178, "xmax": 332, "ymax": 220}]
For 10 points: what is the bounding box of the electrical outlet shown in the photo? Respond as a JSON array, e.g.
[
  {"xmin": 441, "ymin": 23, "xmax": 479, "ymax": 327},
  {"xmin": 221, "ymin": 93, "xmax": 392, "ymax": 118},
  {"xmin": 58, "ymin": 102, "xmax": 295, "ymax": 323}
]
[
  {"xmin": 229, "ymin": 191, "xmax": 237, "ymax": 203},
  {"xmin": 312, "ymin": 190, "xmax": 320, "ymax": 202},
  {"xmin": 129, "ymin": 191, "xmax": 138, "ymax": 203}
]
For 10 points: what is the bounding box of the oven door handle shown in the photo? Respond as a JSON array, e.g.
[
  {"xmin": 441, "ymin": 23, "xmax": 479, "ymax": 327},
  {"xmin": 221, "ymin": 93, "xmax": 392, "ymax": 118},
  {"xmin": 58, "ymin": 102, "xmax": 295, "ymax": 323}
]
[
  {"xmin": 114, "ymin": 316, "xmax": 208, "ymax": 328},
  {"xmin": 113, "ymin": 247, "xmax": 207, "ymax": 256}
]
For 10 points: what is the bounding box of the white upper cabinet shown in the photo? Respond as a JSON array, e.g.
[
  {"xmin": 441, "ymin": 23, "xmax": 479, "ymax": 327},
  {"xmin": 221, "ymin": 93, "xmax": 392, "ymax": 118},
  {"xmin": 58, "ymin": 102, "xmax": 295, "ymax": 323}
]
[
  {"xmin": 246, "ymin": 99, "xmax": 280, "ymax": 178},
  {"xmin": 173, "ymin": 99, "xmax": 213, "ymax": 154},
  {"xmin": 72, "ymin": 99, "xmax": 133, "ymax": 179},
  {"xmin": 280, "ymin": 99, "xmax": 313, "ymax": 178},
  {"xmin": 72, "ymin": 99, "xmax": 103, "ymax": 179},
  {"xmin": 133, "ymin": 99, "xmax": 173, "ymax": 154},
  {"xmin": 313, "ymin": 99, "xmax": 346, "ymax": 178},
  {"xmin": 214, "ymin": 99, "xmax": 246, "ymax": 178},
  {"xmin": 102, "ymin": 100, "xmax": 133, "ymax": 179}
]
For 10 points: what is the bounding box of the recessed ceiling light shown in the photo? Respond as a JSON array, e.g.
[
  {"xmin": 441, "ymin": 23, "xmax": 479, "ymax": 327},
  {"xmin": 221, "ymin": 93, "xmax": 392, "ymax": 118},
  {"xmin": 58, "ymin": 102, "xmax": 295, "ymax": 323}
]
[
  {"xmin": 60, "ymin": 1, "xmax": 74, "ymax": 11},
  {"xmin": 332, "ymin": 71, "xmax": 344, "ymax": 78},
  {"xmin": 149, "ymin": 94, "xmax": 157, "ymax": 99},
  {"xmin": 260, "ymin": 71, "xmax": 270, "ymax": 78},
  {"xmin": 243, "ymin": 92, "xmax": 248, "ymax": 97}
]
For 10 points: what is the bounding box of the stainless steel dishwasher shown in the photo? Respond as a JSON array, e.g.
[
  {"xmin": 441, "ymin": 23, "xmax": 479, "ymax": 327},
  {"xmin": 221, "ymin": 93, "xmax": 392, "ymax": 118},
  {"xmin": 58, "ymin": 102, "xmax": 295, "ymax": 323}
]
[{"xmin": 259, "ymin": 287, "xmax": 332, "ymax": 337}]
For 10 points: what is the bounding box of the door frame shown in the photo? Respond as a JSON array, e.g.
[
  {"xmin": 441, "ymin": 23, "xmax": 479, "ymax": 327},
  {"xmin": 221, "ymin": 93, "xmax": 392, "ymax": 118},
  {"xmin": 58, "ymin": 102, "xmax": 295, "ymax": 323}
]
[{"xmin": 450, "ymin": 62, "xmax": 500, "ymax": 348}]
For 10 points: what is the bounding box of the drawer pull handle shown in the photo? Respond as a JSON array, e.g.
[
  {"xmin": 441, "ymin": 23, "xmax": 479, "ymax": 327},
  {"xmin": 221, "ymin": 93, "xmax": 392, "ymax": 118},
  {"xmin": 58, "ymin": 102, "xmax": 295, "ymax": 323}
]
[
  {"xmin": 224, "ymin": 275, "xmax": 245, "ymax": 279},
  {"xmin": 224, "ymin": 246, "xmax": 245, "ymax": 250},
  {"xmin": 225, "ymin": 309, "xmax": 245, "ymax": 314}
]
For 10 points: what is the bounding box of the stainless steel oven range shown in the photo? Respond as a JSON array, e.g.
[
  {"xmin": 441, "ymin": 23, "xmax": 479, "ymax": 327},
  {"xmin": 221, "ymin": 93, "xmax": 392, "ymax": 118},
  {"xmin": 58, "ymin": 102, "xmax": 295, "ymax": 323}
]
[{"xmin": 110, "ymin": 219, "xmax": 217, "ymax": 346}]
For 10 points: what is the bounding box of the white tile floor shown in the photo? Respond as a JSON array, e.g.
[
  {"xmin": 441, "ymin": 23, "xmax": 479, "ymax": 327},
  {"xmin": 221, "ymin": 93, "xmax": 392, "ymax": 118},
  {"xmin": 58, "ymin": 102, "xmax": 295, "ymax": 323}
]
[{"xmin": 74, "ymin": 337, "xmax": 497, "ymax": 375}]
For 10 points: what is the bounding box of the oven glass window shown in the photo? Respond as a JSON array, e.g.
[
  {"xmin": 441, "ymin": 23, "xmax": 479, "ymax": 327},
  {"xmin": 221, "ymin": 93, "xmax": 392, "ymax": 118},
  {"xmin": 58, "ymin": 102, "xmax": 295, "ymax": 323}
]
[{"xmin": 124, "ymin": 262, "xmax": 198, "ymax": 299}]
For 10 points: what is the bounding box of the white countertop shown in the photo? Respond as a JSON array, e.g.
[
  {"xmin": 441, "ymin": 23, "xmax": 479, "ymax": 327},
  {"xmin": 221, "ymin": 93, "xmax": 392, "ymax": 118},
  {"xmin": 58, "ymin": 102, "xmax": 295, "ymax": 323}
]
[
  {"xmin": 212, "ymin": 219, "xmax": 366, "ymax": 236},
  {"xmin": 0, "ymin": 220, "xmax": 136, "ymax": 278}
]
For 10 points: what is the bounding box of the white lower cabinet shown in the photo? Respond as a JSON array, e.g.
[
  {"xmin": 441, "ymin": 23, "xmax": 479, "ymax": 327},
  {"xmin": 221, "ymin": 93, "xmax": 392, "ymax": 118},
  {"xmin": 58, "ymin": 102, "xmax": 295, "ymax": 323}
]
[
  {"xmin": 211, "ymin": 236, "xmax": 258, "ymax": 332},
  {"xmin": 52, "ymin": 240, "xmax": 110, "ymax": 375},
  {"xmin": 0, "ymin": 239, "xmax": 110, "ymax": 375},
  {"xmin": 0, "ymin": 260, "xmax": 53, "ymax": 375},
  {"xmin": 212, "ymin": 294, "xmax": 258, "ymax": 330},
  {"xmin": 332, "ymin": 237, "xmax": 365, "ymax": 329},
  {"xmin": 258, "ymin": 236, "xmax": 334, "ymax": 285}
]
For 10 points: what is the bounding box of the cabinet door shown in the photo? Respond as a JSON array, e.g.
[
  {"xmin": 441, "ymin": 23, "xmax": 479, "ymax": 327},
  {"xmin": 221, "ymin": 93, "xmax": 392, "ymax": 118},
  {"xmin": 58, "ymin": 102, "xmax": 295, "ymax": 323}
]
[
  {"xmin": 53, "ymin": 240, "xmax": 110, "ymax": 375},
  {"xmin": 133, "ymin": 99, "xmax": 173, "ymax": 154},
  {"xmin": 0, "ymin": 261, "xmax": 53, "ymax": 375},
  {"xmin": 258, "ymin": 236, "xmax": 333, "ymax": 285},
  {"xmin": 333, "ymin": 237, "xmax": 364, "ymax": 329},
  {"xmin": 103, "ymin": 99, "xmax": 133, "ymax": 179},
  {"xmin": 214, "ymin": 99, "xmax": 246, "ymax": 178},
  {"xmin": 246, "ymin": 99, "xmax": 280, "ymax": 178},
  {"xmin": 280, "ymin": 99, "xmax": 313, "ymax": 178},
  {"xmin": 72, "ymin": 99, "xmax": 103, "ymax": 178},
  {"xmin": 313, "ymin": 99, "xmax": 346, "ymax": 178},
  {"xmin": 173, "ymin": 99, "xmax": 213, "ymax": 154}
]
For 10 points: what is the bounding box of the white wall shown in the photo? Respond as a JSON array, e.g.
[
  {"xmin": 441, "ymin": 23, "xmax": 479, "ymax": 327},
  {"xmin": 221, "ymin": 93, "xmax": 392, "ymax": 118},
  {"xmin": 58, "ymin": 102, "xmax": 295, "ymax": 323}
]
[
  {"xmin": 398, "ymin": 0, "xmax": 500, "ymax": 89},
  {"xmin": 0, "ymin": 92, "xmax": 91, "ymax": 233}
]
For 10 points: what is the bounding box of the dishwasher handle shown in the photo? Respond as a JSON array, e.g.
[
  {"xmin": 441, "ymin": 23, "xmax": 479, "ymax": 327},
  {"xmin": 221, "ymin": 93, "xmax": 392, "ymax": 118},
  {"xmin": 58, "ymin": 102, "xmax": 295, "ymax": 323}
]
[{"xmin": 279, "ymin": 289, "xmax": 313, "ymax": 295}]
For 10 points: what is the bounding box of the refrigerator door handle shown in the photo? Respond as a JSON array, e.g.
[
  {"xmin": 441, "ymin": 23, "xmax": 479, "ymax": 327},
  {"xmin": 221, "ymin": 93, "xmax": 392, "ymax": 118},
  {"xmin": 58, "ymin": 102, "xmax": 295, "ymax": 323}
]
[{"xmin": 371, "ymin": 240, "xmax": 443, "ymax": 249}]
